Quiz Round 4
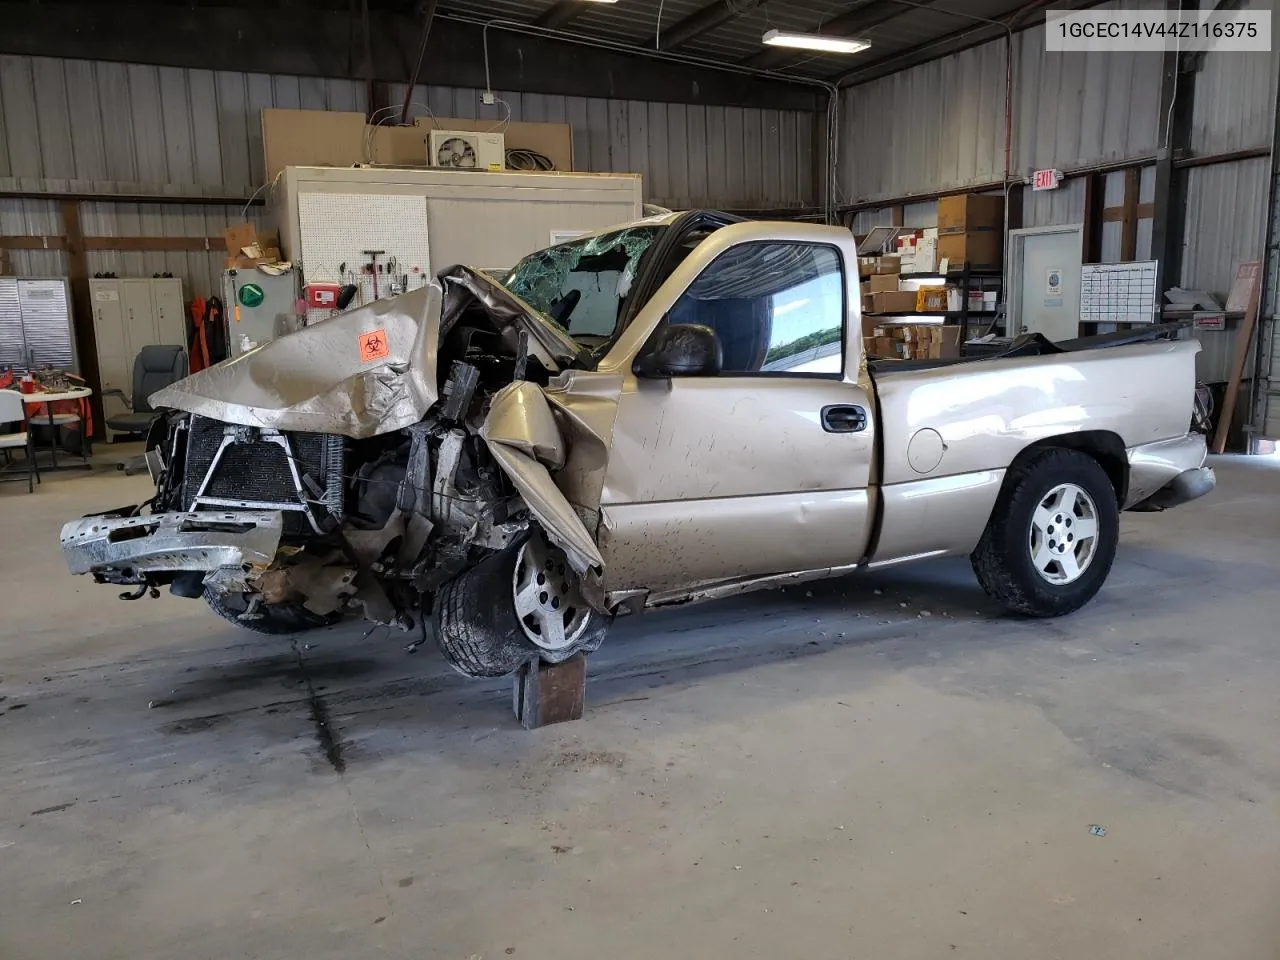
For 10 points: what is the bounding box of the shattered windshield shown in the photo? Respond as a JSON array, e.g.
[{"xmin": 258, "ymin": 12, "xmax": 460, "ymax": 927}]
[{"xmin": 503, "ymin": 226, "xmax": 665, "ymax": 341}]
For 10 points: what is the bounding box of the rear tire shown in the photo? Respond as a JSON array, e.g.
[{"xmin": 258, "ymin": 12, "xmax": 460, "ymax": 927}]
[
  {"xmin": 970, "ymin": 448, "xmax": 1119, "ymax": 617},
  {"xmin": 434, "ymin": 532, "xmax": 609, "ymax": 678},
  {"xmin": 203, "ymin": 588, "xmax": 338, "ymax": 635}
]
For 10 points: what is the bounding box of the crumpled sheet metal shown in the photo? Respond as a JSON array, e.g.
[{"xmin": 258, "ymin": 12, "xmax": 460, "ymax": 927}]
[
  {"xmin": 480, "ymin": 381, "xmax": 604, "ymax": 576},
  {"xmin": 150, "ymin": 283, "xmax": 443, "ymax": 439},
  {"xmin": 540, "ymin": 371, "xmax": 624, "ymax": 522},
  {"xmin": 438, "ymin": 265, "xmax": 585, "ymax": 371},
  {"xmin": 480, "ymin": 379, "xmax": 566, "ymax": 470},
  {"xmin": 148, "ymin": 266, "xmax": 582, "ymax": 440}
]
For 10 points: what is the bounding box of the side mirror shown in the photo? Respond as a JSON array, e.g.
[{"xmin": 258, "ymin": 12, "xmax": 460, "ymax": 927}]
[{"xmin": 633, "ymin": 323, "xmax": 723, "ymax": 378}]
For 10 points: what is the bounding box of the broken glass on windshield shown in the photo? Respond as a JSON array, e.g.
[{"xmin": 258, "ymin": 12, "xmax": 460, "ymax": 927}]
[{"xmin": 503, "ymin": 226, "xmax": 664, "ymax": 340}]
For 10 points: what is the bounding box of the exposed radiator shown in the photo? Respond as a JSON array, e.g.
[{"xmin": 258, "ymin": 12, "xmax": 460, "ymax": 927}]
[{"xmin": 182, "ymin": 416, "xmax": 345, "ymax": 537}]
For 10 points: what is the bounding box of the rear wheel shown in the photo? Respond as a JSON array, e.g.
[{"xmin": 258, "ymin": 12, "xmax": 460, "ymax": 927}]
[
  {"xmin": 203, "ymin": 588, "xmax": 339, "ymax": 635},
  {"xmin": 434, "ymin": 530, "xmax": 609, "ymax": 678},
  {"xmin": 970, "ymin": 448, "xmax": 1119, "ymax": 617}
]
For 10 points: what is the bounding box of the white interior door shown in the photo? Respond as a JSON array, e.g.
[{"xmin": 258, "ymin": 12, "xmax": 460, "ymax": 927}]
[{"xmin": 1014, "ymin": 227, "xmax": 1083, "ymax": 342}]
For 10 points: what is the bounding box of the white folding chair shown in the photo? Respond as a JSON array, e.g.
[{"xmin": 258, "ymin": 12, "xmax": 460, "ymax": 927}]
[{"xmin": 0, "ymin": 390, "xmax": 40, "ymax": 493}]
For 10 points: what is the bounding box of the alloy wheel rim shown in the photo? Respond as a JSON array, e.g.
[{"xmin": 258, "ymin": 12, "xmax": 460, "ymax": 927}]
[
  {"xmin": 1028, "ymin": 482, "xmax": 1100, "ymax": 585},
  {"xmin": 512, "ymin": 535, "xmax": 590, "ymax": 650}
]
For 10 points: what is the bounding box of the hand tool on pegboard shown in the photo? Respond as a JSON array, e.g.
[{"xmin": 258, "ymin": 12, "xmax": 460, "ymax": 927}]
[{"xmin": 363, "ymin": 250, "xmax": 386, "ymax": 299}]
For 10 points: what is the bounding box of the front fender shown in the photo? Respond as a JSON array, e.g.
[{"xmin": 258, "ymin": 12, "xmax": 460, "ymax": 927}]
[{"xmin": 480, "ymin": 381, "xmax": 604, "ymax": 577}]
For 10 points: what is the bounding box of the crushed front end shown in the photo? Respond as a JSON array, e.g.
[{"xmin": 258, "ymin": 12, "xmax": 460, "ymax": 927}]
[{"xmin": 60, "ymin": 270, "xmax": 608, "ymax": 655}]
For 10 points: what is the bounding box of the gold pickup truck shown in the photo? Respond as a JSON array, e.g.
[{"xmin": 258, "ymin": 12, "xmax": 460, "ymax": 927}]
[{"xmin": 61, "ymin": 212, "xmax": 1214, "ymax": 677}]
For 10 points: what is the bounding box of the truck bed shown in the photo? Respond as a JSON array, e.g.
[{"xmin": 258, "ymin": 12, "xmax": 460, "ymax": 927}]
[{"xmin": 868, "ymin": 322, "xmax": 1192, "ymax": 374}]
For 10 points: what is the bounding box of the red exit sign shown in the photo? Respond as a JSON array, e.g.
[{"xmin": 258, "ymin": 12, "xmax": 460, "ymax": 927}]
[{"xmin": 1032, "ymin": 168, "xmax": 1062, "ymax": 191}]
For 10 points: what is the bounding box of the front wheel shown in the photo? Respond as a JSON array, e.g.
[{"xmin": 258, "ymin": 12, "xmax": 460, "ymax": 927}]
[
  {"xmin": 434, "ymin": 530, "xmax": 609, "ymax": 678},
  {"xmin": 970, "ymin": 448, "xmax": 1119, "ymax": 617}
]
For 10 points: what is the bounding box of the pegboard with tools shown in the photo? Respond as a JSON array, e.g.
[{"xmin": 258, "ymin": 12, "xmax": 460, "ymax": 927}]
[{"xmin": 297, "ymin": 192, "xmax": 432, "ymax": 324}]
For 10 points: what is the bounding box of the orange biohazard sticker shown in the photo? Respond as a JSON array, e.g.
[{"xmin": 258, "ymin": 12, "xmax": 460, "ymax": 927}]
[{"xmin": 359, "ymin": 328, "xmax": 390, "ymax": 363}]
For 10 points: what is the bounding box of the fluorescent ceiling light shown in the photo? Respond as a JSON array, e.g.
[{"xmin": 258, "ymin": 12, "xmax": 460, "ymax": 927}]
[{"xmin": 762, "ymin": 29, "xmax": 870, "ymax": 54}]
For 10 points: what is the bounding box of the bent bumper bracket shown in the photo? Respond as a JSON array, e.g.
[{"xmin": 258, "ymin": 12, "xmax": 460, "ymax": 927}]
[{"xmin": 60, "ymin": 510, "xmax": 284, "ymax": 586}]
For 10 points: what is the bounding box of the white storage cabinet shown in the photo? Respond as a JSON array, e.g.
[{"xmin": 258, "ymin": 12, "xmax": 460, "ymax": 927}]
[
  {"xmin": 90, "ymin": 278, "xmax": 188, "ymax": 440},
  {"xmin": 0, "ymin": 277, "xmax": 77, "ymax": 372}
]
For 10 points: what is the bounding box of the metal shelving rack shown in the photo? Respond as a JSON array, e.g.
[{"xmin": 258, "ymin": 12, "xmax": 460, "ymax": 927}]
[{"xmin": 895, "ymin": 265, "xmax": 1004, "ymax": 345}]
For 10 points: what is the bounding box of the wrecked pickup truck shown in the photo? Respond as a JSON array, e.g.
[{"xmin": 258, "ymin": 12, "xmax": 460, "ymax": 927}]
[{"xmin": 61, "ymin": 212, "xmax": 1215, "ymax": 677}]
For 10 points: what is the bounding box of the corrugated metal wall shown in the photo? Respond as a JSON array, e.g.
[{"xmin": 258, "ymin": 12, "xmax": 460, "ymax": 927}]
[
  {"xmin": 838, "ymin": 0, "xmax": 1166, "ymax": 205},
  {"xmin": 0, "ymin": 198, "xmax": 65, "ymax": 277},
  {"xmin": 1189, "ymin": 0, "xmax": 1276, "ymax": 155},
  {"xmin": 1, "ymin": 54, "xmax": 816, "ymax": 301},
  {"xmin": 1182, "ymin": 157, "xmax": 1271, "ymax": 382},
  {"xmin": 0, "ymin": 56, "xmax": 815, "ymax": 208},
  {"xmin": 839, "ymin": 42, "xmax": 1005, "ymax": 205},
  {"xmin": 837, "ymin": 0, "xmax": 1275, "ymax": 386}
]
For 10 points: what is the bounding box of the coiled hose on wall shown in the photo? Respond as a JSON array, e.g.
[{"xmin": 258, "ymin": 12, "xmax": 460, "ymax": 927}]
[{"xmin": 504, "ymin": 148, "xmax": 555, "ymax": 171}]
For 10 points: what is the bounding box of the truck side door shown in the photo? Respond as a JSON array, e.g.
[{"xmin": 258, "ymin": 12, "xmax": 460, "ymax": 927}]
[{"xmin": 594, "ymin": 223, "xmax": 876, "ymax": 602}]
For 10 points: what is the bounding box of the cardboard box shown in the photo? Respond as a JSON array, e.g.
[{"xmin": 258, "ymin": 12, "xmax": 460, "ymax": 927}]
[
  {"xmin": 875, "ymin": 255, "xmax": 902, "ymax": 275},
  {"xmin": 869, "ymin": 274, "xmax": 900, "ymax": 294},
  {"xmin": 927, "ymin": 325, "xmax": 962, "ymax": 359},
  {"xmin": 913, "ymin": 238, "xmax": 938, "ymax": 274},
  {"xmin": 871, "ymin": 290, "xmax": 918, "ymax": 314},
  {"xmin": 858, "ymin": 256, "xmax": 876, "ymax": 278},
  {"xmin": 223, "ymin": 222, "xmax": 260, "ymax": 257},
  {"xmin": 937, "ymin": 194, "xmax": 1004, "ymax": 232},
  {"xmin": 223, "ymin": 223, "xmax": 284, "ymax": 267},
  {"xmin": 872, "ymin": 336, "xmax": 897, "ymax": 358},
  {"xmin": 862, "ymin": 294, "xmax": 876, "ymax": 316},
  {"xmin": 937, "ymin": 231, "xmax": 1002, "ymax": 271},
  {"xmin": 226, "ymin": 248, "xmax": 282, "ymax": 269}
]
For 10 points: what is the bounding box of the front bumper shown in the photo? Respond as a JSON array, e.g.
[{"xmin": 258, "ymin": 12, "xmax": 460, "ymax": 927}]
[
  {"xmin": 1125, "ymin": 434, "xmax": 1215, "ymax": 511},
  {"xmin": 60, "ymin": 510, "xmax": 283, "ymax": 586}
]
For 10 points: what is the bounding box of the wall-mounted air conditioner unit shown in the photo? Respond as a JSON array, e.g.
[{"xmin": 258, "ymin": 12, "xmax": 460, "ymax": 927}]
[{"xmin": 428, "ymin": 130, "xmax": 506, "ymax": 171}]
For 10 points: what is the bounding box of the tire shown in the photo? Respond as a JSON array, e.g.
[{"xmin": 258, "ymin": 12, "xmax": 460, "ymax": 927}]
[
  {"xmin": 970, "ymin": 448, "xmax": 1119, "ymax": 617},
  {"xmin": 434, "ymin": 533, "xmax": 609, "ymax": 679},
  {"xmin": 203, "ymin": 588, "xmax": 339, "ymax": 636}
]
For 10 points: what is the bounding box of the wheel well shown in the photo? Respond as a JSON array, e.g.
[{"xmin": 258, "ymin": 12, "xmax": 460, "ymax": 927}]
[{"xmin": 1008, "ymin": 431, "xmax": 1128, "ymax": 504}]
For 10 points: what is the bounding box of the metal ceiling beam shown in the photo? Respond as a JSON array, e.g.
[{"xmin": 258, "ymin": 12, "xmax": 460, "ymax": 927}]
[
  {"xmin": 535, "ymin": 1, "xmax": 591, "ymax": 29},
  {"xmin": 0, "ymin": 2, "xmax": 820, "ymax": 111},
  {"xmin": 828, "ymin": 0, "xmax": 1107, "ymax": 87},
  {"xmin": 400, "ymin": 0, "xmax": 440, "ymax": 123},
  {"xmin": 658, "ymin": 0, "xmax": 765, "ymax": 51},
  {"xmin": 741, "ymin": 0, "xmax": 938, "ymax": 70}
]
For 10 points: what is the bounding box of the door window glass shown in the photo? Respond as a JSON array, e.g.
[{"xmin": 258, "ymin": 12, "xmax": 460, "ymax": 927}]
[{"xmin": 667, "ymin": 242, "xmax": 844, "ymax": 375}]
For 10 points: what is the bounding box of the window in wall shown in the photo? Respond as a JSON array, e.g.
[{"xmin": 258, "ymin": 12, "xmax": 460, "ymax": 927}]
[{"xmin": 666, "ymin": 242, "xmax": 845, "ymax": 375}]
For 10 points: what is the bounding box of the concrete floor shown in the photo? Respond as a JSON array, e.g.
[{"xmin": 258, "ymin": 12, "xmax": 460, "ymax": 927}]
[{"xmin": 2, "ymin": 453, "xmax": 1279, "ymax": 960}]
